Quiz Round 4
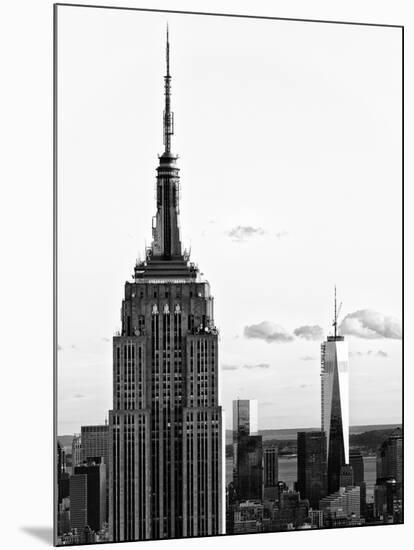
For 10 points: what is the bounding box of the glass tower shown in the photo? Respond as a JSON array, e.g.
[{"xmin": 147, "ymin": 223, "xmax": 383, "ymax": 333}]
[
  {"xmin": 232, "ymin": 399, "xmax": 263, "ymax": 501},
  {"xmin": 321, "ymin": 330, "xmax": 349, "ymax": 494}
]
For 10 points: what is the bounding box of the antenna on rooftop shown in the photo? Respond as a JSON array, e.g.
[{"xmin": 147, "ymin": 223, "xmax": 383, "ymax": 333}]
[{"xmin": 332, "ymin": 285, "xmax": 342, "ymax": 338}]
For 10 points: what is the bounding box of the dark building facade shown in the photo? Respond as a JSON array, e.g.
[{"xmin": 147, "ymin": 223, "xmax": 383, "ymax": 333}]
[
  {"xmin": 57, "ymin": 442, "xmax": 70, "ymax": 503},
  {"xmin": 235, "ymin": 435, "xmax": 263, "ymax": 502},
  {"xmin": 232, "ymin": 399, "xmax": 258, "ymax": 489},
  {"xmin": 81, "ymin": 424, "xmax": 109, "ymax": 466},
  {"xmin": 72, "ymin": 460, "xmax": 106, "ymax": 533},
  {"xmin": 265, "ymin": 490, "xmax": 309, "ymax": 531},
  {"xmin": 57, "ymin": 442, "xmax": 70, "ymax": 536},
  {"xmin": 339, "ymin": 464, "xmax": 354, "ymax": 488},
  {"xmin": 349, "ymin": 449, "xmax": 366, "ymax": 516},
  {"xmin": 297, "ymin": 431, "xmax": 327, "ymax": 508},
  {"xmin": 374, "ymin": 479, "xmax": 403, "ymax": 523},
  {"xmin": 232, "ymin": 399, "xmax": 263, "ymax": 502},
  {"xmin": 349, "ymin": 449, "xmax": 364, "ymax": 486},
  {"xmin": 374, "ymin": 428, "xmax": 403, "ymax": 522},
  {"xmin": 70, "ymin": 474, "xmax": 88, "ymax": 531},
  {"xmin": 376, "ymin": 428, "xmax": 403, "ymax": 483},
  {"xmin": 263, "ymin": 447, "xmax": 279, "ymax": 501},
  {"xmin": 108, "ymin": 31, "xmax": 224, "ymax": 542},
  {"xmin": 81, "ymin": 424, "xmax": 110, "ymax": 522}
]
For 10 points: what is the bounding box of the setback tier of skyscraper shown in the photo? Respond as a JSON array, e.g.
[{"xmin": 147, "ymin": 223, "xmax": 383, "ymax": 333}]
[{"xmin": 108, "ymin": 30, "xmax": 225, "ymax": 542}]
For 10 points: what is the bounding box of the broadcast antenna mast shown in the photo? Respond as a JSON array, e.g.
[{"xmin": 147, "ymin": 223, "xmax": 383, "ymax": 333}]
[{"xmin": 333, "ymin": 285, "xmax": 342, "ymax": 338}]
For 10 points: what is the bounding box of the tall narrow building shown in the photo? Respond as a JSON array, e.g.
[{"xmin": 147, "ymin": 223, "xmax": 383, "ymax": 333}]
[
  {"xmin": 108, "ymin": 30, "xmax": 225, "ymax": 542},
  {"xmin": 81, "ymin": 423, "xmax": 110, "ymax": 522},
  {"xmin": 376, "ymin": 427, "xmax": 403, "ymax": 483},
  {"xmin": 232, "ymin": 399, "xmax": 258, "ymax": 487},
  {"xmin": 349, "ymin": 449, "xmax": 364, "ymax": 486},
  {"xmin": 296, "ymin": 431, "xmax": 327, "ymax": 508},
  {"xmin": 263, "ymin": 447, "xmax": 279, "ymax": 501},
  {"xmin": 72, "ymin": 434, "xmax": 82, "ymax": 471},
  {"xmin": 321, "ymin": 291, "xmax": 349, "ymax": 494},
  {"xmin": 232, "ymin": 399, "xmax": 263, "ymax": 502}
]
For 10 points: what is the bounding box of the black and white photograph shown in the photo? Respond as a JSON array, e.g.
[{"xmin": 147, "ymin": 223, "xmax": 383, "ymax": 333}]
[{"xmin": 54, "ymin": 3, "xmax": 403, "ymax": 546}]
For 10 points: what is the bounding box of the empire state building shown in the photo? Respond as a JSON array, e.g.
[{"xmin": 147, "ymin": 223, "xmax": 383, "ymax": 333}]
[{"xmin": 108, "ymin": 30, "xmax": 225, "ymax": 542}]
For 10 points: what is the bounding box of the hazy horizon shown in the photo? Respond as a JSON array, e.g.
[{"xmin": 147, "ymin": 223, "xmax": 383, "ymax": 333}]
[{"xmin": 57, "ymin": 421, "xmax": 402, "ymax": 439}]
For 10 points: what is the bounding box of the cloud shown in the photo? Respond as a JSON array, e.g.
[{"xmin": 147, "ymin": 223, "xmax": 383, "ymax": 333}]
[
  {"xmin": 294, "ymin": 325, "xmax": 324, "ymax": 341},
  {"xmin": 350, "ymin": 349, "xmax": 388, "ymax": 358},
  {"xmin": 102, "ymin": 337, "xmax": 110, "ymax": 342},
  {"xmin": 227, "ymin": 226, "xmax": 287, "ymax": 243},
  {"xmin": 73, "ymin": 393, "xmax": 85, "ymax": 399},
  {"xmin": 300, "ymin": 355, "xmax": 317, "ymax": 361},
  {"xmin": 243, "ymin": 363, "xmax": 270, "ymax": 370},
  {"xmin": 222, "ymin": 362, "xmax": 270, "ymax": 370},
  {"xmin": 57, "ymin": 345, "xmax": 63, "ymax": 351},
  {"xmin": 299, "ymin": 384, "xmax": 311, "ymax": 389},
  {"xmin": 339, "ymin": 309, "xmax": 402, "ymax": 340},
  {"xmin": 227, "ymin": 225, "xmax": 265, "ymax": 242},
  {"xmin": 222, "ymin": 364, "xmax": 238, "ymax": 371},
  {"xmin": 244, "ymin": 321, "xmax": 294, "ymax": 343}
]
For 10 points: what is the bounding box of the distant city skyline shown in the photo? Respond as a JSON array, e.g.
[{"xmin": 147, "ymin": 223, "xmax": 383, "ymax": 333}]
[{"xmin": 57, "ymin": 8, "xmax": 402, "ymax": 435}]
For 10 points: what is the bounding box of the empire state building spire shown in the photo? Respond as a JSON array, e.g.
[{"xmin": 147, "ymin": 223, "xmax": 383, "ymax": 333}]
[
  {"xmin": 133, "ymin": 28, "xmax": 199, "ymax": 281},
  {"xmin": 163, "ymin": 25, "xmax": 174, "ymax": 154}
]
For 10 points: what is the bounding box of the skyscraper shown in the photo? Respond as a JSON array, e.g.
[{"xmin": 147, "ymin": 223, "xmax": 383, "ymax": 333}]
[
  {"xmin": 235, "ymin": 435, "xmax": 264, "ymax": 502},
  {"xmin": 233, "ymin": 399, "xmax": 258, "ymax": 438},
  {"xmin": 108, "ymin": 30, "xmax": 224, "ymax": 542},
  {"xmin": 72, "ymin": 460, "xmax": 107, "ymax": 533},
  {"xmin": 233, "ymin": 399, "xmax": 259, "ymax": 493},
  {"xmin": 232, "ymin": 399, "xmax": 263, "ymax": 502},
  {"xmin": 81, "ymin": 424, "xmax": 109, "ymax": 466},
  {"xmin": 70, "ymin": 474, "xmax": 88, "ymax": 532},
  {"xmin": 81, "ymin": 423, "xmax": 110, "ymax": 521},
  {"xmin": 72, "ymin": 434, "xmax": 82, "ymax": 470},
  {"xmin": 339, "ymin": 465, "xmax": 354, "ymax": 488},
  {"xmin": 321, "ymin": 292, "xmax": 349, "ymax": 494},
  {"xmin": 296, "ymin": 431, "xmax": 327, "ymax": 508},
  {"xmin": 349, "ymin": 449, "xmax": 364, "ymax": 486},
  {"xmin": 57, "ymin": 442, "xmax": 70, "ymax": 524},
  {"xmin": 263, "ymin": 447, "xmax": 279, "ymax": 501},
  {"xmin": 349, "ymin": 446, "xmax": 366, "ymax": 517},
  {"xmin": 376, "ymin": 427, "xmax": 403, "ymax": 483},
  {"xmin": 374, "ymin": 428, "xmax": 403, "ymax": 522}
]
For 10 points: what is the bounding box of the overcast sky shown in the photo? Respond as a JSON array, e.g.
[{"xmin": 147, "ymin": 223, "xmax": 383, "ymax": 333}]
[{"xmin": 57, "ymin": 6, "xmax": 402, "ymax": 434}]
